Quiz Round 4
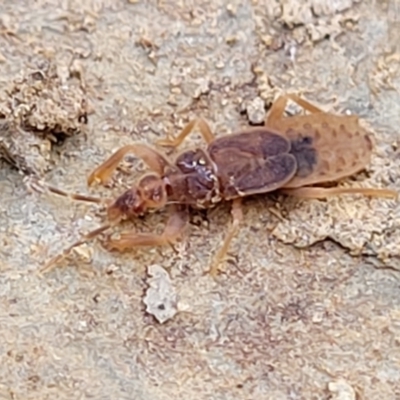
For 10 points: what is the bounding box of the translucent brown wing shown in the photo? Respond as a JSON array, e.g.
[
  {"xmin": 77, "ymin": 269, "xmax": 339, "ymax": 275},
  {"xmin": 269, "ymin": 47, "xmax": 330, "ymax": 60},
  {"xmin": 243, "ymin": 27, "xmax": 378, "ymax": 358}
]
[
  {"xmin": 267, "ymin": 113, "xmax": 373, "ymax": 188},
  {"xmin": 208, "ymin": 128, "xmax": 297, "ymax": 199}
]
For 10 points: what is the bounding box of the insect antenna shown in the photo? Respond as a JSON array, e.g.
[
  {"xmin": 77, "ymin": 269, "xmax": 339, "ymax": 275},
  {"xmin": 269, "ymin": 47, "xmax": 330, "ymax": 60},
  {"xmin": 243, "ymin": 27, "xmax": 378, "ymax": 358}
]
[
  {"xmin": 26, "ymin": 177, "xmax": 106, "ymax": 204},
  {"xmin": 26, "ymin": 177, "xmax": 114, "ymax": 273},
  {"xmin": 38, "ymin": 223, "xmax": 113, "ymax": 275}
]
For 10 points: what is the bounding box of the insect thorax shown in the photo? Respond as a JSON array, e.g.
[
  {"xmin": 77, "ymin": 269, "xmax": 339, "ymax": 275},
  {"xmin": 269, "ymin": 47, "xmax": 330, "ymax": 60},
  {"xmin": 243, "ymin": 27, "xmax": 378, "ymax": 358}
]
[{"xmin": 165, "ymin": 148, "xmax": 221, "ymax": 208}]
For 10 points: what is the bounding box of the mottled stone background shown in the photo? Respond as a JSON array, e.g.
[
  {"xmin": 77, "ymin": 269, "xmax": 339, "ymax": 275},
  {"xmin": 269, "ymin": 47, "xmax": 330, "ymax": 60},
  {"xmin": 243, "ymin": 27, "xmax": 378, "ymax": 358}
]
[{"xmin": 0, "ymin": 1, "xmax": 400, "ymax": 399}]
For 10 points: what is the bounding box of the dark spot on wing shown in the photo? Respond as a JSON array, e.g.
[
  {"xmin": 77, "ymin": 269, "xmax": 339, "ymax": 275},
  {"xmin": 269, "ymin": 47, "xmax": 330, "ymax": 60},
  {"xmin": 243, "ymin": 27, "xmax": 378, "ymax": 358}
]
[{"xmin": 289, "ymin": 135, "xmax": 317, "ymax": 178}]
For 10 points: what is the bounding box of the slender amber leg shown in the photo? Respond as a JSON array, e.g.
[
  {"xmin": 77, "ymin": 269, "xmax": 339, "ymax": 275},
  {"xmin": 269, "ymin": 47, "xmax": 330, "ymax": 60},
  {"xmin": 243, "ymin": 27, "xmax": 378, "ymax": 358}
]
[
  {"xmin": 284, "ymin": 94, "xmax": 324, "ymax": 114},
  {"xmin": 208, "ymin": 198, "xmax": 243, "ymax": 277},
  {"xmin": 87, "ymin": 144, "xmax": 172, "ymax": 186},
  {"xmin": 156, "ymin": 118, "xmax": 215, "ymax": 148},
  {"xmin": 266, "ymin": 95, "xmax": 290, "ymax": 124},
  {"xmin": 281, "ymin": 186, "xmax": 398, "ymax": 199},
  {"xmin": 102, "ymin": 206, "xmax": 189, "ymax": 251},
  {"xmin": 266, "ymin": 93, "xmax": 324, "ymax": 126}
]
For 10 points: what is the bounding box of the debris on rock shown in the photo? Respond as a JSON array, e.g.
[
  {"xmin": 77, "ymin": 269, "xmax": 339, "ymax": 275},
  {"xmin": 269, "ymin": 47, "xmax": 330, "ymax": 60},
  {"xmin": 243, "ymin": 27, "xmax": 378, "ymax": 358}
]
[
  {"xmin": 264, "ymin": 0, "xmax": 359, "ymax": 45},
  {"xmin": 252, "ymin": 68, "xmax": 280, "ymax": 108},
  {"xmin": 369, "ymin": 53, "xmax": 400, "ymax": 95},
  {"xmin": 281, "ymin": 1, "xmax": 314, "ymax": 28},
  {"xmin": 245, "ymin": 96, "xmax": 266, "ymax": 125},
  {"xmin": 0, "ymin": 57, "xmax": 89, "ymax": 175},
  {"xmin": 328, "ymin": 379, "xmax": 357, "ymax": 400},
  {"xmin": 143, "ymin": 264, "xmax": 178, "ymax": 324},
  {"xmin": 306, "ymin": 16, "xmax": 343, "ymax": 43},
  {"xmin": 0, "ymin": 118, "xmax": 52, "ymax": 175},
  {"xmin": 311, "ymin": 0, "xmax": 354, "ymax": 16},
  {"xmin": 193, "ymin": 78, "xmax": 211, "ymax": 99}
]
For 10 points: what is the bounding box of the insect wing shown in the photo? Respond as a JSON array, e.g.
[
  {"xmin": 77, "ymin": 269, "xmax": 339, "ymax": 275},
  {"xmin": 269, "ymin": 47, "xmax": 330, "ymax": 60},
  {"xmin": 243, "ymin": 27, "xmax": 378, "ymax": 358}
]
[
  {"xmin": 270, "ymin": 114, "xmax": 373, "ymax": 188},
  {"xmin": 208, "ymin": 128, "xmax": 297, "ymax": 198}
]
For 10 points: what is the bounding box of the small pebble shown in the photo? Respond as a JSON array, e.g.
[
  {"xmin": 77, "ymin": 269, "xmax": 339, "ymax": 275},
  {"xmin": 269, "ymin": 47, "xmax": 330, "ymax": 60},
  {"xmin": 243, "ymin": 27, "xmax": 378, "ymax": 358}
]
[{"xmin": 246, "ymin": 96, "xmax": 266, "ymax": 124}]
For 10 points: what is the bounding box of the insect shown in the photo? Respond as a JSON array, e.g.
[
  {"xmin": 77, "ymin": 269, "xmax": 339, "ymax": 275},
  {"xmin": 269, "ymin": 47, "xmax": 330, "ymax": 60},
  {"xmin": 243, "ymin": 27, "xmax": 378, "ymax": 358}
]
[{"xmin": 36, "ymin": 94, "xmax": 397, "ymax": 276}]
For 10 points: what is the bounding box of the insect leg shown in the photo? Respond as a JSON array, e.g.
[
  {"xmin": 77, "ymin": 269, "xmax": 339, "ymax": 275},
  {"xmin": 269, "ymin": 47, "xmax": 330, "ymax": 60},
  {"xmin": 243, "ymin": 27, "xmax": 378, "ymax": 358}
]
[
  {"xmin": 280, "ymin": 186, "xmax": 398, "ymax": 199},
  {"xmin": 209, "ymin": 198, "xmax": 243, "ymax": 277},
  {"xmin": 156, "ymin": 118, "xmax": 215, "ymax": 148},
  {"xmin": 102, "ymin": 205, "xmax": 189, "ymax": 251},
  {"xmin": 284, "ymin": 94, "xmax": 324, "ymax": 114},
  {"xmin": 266, "ymin": 94, "xmax": 324, "ymax": 126},
  {"xmin": 87, "ymin": 144, "xmax": 172, "ymax": 186}
]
